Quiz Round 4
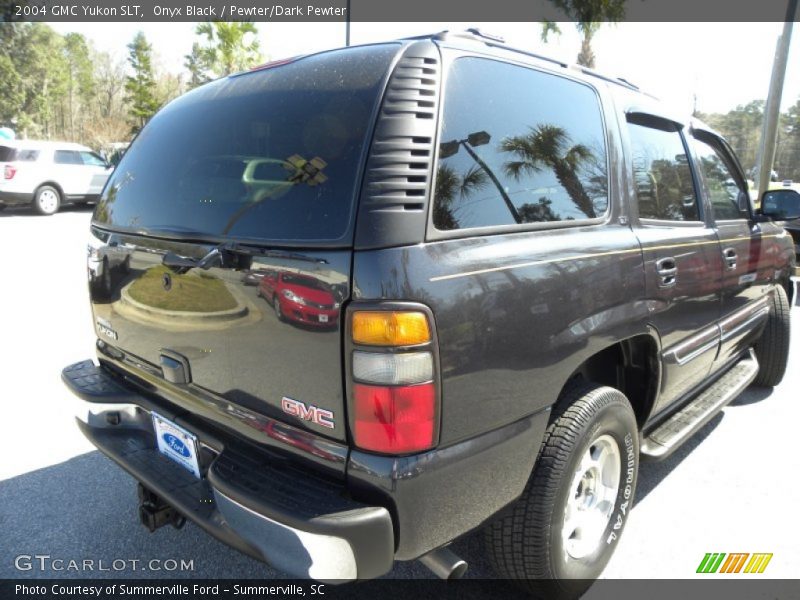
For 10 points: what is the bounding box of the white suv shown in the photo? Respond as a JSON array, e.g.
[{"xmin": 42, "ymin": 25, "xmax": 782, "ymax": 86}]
[{"xmin": 0, "ymin": 140, "xmax": 112, "ymax": 215}]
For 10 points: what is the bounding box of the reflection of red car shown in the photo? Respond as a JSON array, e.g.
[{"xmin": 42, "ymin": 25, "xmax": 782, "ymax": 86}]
[{"xmin": 257, "ymin": 271, "xmax": 339, "ymax": 327}]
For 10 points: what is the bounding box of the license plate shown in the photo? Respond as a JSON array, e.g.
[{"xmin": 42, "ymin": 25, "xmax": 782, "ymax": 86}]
[
  {"xmin": 319, "ymin": 314, "xmax": 329, "ymax": 323},
  {"xmin": 152, "ymin": 412, "xmax": 201, "ymax": 478}
]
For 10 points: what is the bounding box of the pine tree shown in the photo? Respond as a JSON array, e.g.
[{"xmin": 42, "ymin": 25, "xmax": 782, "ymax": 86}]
[{"xmin": 125, "ymin": 32, "xmax": 160, "ymax": 134}]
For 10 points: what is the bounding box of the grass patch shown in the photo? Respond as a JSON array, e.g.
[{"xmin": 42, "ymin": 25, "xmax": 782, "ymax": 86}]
[{"xmin": 128, "ymin": 266, "xmax": 237, "ymax": 312}]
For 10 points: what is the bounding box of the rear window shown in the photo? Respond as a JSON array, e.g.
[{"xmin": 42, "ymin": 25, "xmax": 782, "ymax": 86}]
[
  {"xmin": 15, "ymin": 149, "xmax": 40, "ymax": 162},
  {"xmin": 432, "ymin": 57, "xmax": 608, "ymax": 231},
  {"xmin": 0, "ymin": 146, "xmax": 39, "ymax": 162},
  {"xmin": 94, "ymin": 44, "xmax": 398, "ymax": 244}
]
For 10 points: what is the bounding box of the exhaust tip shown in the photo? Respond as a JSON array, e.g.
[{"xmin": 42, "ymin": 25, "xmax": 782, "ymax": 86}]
[{"xmin": 419, "ymin": 547, "xmax": 468, "ymax": 580}]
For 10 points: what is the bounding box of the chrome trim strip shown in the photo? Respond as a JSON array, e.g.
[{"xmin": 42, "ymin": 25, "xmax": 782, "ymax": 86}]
[
  {"xmin": 663, "ymin": 325, "xmax": 720, "ymax": 366},
  {"xmin": 719, "ymin": 298, "xmax": 770, "ymax": 341}
]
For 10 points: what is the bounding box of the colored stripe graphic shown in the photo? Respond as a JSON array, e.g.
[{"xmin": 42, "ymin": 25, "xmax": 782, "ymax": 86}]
[
  {"xmin": 697, "ymin": 552, "xmax": 772, "ymax": 574},
  {"xmin": 720, "ymin": 553, "xmax": 749, "ymax": 573},
  {"xmin": 743, "ymin": 553, "xmax": 773, "ymax": 574},
  {"xmin": 697, "ymin": 553, "xmax": 726, "ymax": 573}
]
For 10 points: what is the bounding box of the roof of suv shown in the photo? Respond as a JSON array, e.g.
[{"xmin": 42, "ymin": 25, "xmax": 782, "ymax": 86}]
[
  {"xmin": 416, "ymin": 29, "xmax": 647, "ymax": 95},
  {"xmin": 0, "ymin": 140, "xmax": 91, "ymax": 151}
]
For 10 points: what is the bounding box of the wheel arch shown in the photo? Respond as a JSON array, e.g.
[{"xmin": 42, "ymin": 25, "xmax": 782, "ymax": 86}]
[
  {"xmin": 35, "ymin": 181, "xmax": 65, "ymax": 200},
  {"xmin": 561, "ymin": 331, "xmax": 662, "ymax": 429}
]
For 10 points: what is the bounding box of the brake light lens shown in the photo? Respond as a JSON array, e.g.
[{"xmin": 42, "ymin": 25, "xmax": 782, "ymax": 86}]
[
  {"xmin": 353, "ymin": 383, "xmax": 436, "ymax": 453},
  {"xmin": 352, "ymin": 311, "xmax": 430, "ymax": 346},
  {"xmin": 4, "ymin": 165, "xmax": 16, "ymax": 180}
]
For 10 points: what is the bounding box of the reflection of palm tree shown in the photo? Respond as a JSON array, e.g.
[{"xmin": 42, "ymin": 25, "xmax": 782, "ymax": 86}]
[
  {"xmin": 433, "ymin": 164, "xmax": 490, "ymax": 229},
  {"xmin": 501, "ymin": 125, "xmax": 596, "ymax": 218}
]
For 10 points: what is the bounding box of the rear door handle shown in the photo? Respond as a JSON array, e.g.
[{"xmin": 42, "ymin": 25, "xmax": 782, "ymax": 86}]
[
  {"xmin": 722, "ymin": 247, "xmax": 737, "ymax": 270},
  {"xmin": 655, "ymin": 257, "xmax": 677, "ymax": 288}
]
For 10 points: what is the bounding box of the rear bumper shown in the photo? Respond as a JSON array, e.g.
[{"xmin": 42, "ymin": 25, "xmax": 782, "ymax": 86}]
[
  {"xmin": 0, "ymin": 190, "xmax": 31, "ymax": 206},
  {"xmin": 63, "ymin": 356, "xmax": 550, "ymax": 573},
  {"xmin": 63, "ymin": 360, "xmax": 394, "ymax": 581}
]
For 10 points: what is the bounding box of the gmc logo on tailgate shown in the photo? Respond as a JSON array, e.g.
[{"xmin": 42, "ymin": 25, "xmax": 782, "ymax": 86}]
[{"xmin": 281, "ymin": 397, "xmax": 335, "ymax": 429}]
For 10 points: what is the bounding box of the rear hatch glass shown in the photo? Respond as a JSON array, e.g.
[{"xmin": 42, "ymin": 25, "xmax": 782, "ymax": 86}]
[{"xmin": 94, "ymin": 44, "xmax": 399, "ymax": 244}]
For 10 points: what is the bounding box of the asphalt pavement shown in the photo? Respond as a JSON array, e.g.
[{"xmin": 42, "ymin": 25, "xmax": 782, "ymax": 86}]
[{"xmin": 0, "ymin": 205, "xmax": 798, "ymax": 582}]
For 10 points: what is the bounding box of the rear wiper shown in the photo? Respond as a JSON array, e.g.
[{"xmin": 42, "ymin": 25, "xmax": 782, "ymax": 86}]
[{"xmin": 162, "ymin": 242, "xmax": 327, "ymax": 273}]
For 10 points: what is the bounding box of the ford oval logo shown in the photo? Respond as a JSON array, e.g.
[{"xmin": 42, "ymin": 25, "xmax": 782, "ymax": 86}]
[{"xmin": 162, "ymin": 433, "xmax": 190, "ymax": 458}]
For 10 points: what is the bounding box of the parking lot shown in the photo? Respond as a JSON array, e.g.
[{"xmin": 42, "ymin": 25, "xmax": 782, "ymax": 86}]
[{"xmin": 0, "ymin": 205, "xmax": 798, "ymax": 581}]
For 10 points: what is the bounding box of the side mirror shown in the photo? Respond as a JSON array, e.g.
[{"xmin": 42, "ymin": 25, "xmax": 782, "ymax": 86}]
[{"xmin": 760, "ymin": 189, "xmax": 800, "ymax": 221}]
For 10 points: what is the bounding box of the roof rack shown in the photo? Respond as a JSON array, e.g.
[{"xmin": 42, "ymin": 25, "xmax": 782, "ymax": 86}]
[{"xmin": 417, "ymin": 29, "xmax": 641, "ymax": 93}]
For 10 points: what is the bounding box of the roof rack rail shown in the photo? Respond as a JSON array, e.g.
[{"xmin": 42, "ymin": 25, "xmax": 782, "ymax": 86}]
[{"xmin": 404, "ymin": 30, "xmax": 643, "ymax": 93}]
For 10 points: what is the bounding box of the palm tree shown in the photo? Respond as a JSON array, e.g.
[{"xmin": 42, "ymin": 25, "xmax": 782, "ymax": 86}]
[
  {"xmin": 433, "ymin": 164, "xmax": 490, "ymax": 229},
  {"xmin": 540, "ymin": 0, "xmax": 626, "ymax": 68},
  {"xmin": 501, "ymin": 124, "xmax": 597, "ymax": 218}
]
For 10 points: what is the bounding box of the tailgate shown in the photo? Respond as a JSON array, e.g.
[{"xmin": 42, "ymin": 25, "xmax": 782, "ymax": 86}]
[{"xmin": 90, "ymin": 233, "xmax": 352, "ymax": 442}]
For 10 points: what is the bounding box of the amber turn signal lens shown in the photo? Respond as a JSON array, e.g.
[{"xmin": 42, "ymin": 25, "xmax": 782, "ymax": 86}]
[{"xmin": 351, "ymin": 311, "xmax": 431, "ymax": 346}]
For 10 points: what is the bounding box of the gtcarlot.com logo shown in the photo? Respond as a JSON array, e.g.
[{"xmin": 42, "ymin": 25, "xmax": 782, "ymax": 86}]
[
  {"xmin": 696, "ymin": 552, "xmax": 773, "ymax": 574},
  {"xmin": 14, "ymin": 554, "xmax": 195, "ymax": 572}
]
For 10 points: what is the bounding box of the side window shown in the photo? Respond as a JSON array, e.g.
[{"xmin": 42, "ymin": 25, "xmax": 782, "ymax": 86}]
[
  {"xmin": 79, "ymin": 151, "xmax": 107, "ymax": 167},
  {"xmin": 15, "ymin": 149, "xmax": 40, "ymax": 162},
  {"xmin": 54, "ymin": 150, "xmax": 82, "ymax": 165},
  {"xmin": 432, "ymin": 57, "xmax": 608, "ymax": 231},
  {"xmin": 691, "ymin": 137, "xmax": 747, "ymax": 220},
  {"xmin": 627, "ymin": 119, "xmax": 700, "ymax": 222}
]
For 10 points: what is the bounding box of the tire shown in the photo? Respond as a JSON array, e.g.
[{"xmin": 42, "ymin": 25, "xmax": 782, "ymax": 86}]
[
  {"xmin": 34, "ymin": 185, "xmax": 61, "ymax": 215},
  {"xmin": 486, "ymin": 382, "xmax": 639, "ymax": 598},
  {"xmin": 752, "ymin": 285, "xmax": 791, "ymax": 387},
  {"xmin": 273, "ymin": 296, "xmax": 285, "ymax": 322}
]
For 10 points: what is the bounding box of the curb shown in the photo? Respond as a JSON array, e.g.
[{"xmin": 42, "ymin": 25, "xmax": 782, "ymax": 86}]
[{"xmin": 116, "ymin": 281, "xmax": 249, "ymax": 327}]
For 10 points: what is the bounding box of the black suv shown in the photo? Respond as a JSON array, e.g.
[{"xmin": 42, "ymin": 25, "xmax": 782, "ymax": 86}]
[{"xmin": 63, "ymin": 31, "xmax": 796, "ymax": 594}]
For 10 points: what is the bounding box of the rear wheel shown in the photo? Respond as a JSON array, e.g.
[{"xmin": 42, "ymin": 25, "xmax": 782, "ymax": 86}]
[
  {"xmin": 486, "ymin": 382, "xmax": 639, "ymax": 598},
  {"xmin": 753, "ymin": 285, "xmax": 791, "ymax": 387},
  {"xmin": 34, "ymin": 185, "xmax": 61, "ymax": 215}
]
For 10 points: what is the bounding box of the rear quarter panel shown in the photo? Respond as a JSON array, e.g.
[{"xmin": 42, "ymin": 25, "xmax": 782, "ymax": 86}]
[{"xmin": 351, "ymin": 223, "xmax": 648, "ymax": 446}]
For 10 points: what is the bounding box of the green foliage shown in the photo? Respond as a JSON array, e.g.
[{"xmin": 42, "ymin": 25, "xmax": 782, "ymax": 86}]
[
  {"xmin": 0, "ymin": 23, "xmax": 134, "ymax": 146},
  {"xmin": 125, "ymin": 31, "xmax": 160, "ymax": 134},
  {"xmin": 188, "ymin": 22, "xmax": 262, "ymax": 84},
  {"xmin": 696, "ymin": 98, "xmax": 800, "ymax": 183},
  {"xmin": 539, "ymin": 0, "xmax": 627, "ymax": 67}
]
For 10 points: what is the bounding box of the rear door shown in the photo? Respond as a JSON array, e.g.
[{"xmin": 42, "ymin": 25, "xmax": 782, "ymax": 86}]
[
  {"xmin": 625, "ymin": 112, "xmax": 724, "ymax": 414},
  {"xmin": 89, "ymin": 44, "xmax": 399, "ymax": 442},
  {"xmin": 52, "ymin": 149, "xmax": 85, "ymax": 195},
  {"xmin": 688, "ymin": 129, "xmax": 773, "ymax": 367}
]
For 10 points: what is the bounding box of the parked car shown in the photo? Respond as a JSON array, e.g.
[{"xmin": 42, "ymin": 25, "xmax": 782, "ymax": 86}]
[
  {"xmin": 0, "ymin": 140, "xmax": 112, "ymax": 215},
  {"xmin": 762, "ymin": 181, "xmax": 800, "ymax": 262},
  {"xmin": 62, "ymin": 31, "xmax": 795, "ymax": 596},
  {"xmin": 257, "ymin": 270, "xmax": 340, "ymax": 327}
]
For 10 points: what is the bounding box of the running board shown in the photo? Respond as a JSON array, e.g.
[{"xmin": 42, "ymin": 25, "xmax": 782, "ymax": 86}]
[{"xmin": 641, "ymin": 349, "xmax": 759, "ymax": 460}]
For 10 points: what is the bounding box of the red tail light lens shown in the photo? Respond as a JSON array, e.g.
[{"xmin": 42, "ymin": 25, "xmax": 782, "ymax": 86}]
[
  {"xmin": 4, "ymin": 165, "xmax": 16, "ymax": 180},
  {"xmin": 353, "ymin": 383, "xmax": 436, "ymax": 454}
]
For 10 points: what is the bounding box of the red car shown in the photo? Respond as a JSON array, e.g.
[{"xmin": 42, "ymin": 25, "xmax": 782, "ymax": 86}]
[{"xmin": 257, "ymin": 271, "xmax": 339, "ymax": 327}]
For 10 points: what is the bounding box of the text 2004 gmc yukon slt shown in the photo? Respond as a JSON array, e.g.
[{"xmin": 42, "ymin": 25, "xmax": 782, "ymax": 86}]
[{"xmin": 62, "ymin": 31, "xmax": 796, "ymax": 595}]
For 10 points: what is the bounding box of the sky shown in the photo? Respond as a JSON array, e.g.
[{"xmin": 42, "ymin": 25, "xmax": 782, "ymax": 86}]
[{"xmin": 49, "ymin": 21, "xmax": 800, "ymax": 116}]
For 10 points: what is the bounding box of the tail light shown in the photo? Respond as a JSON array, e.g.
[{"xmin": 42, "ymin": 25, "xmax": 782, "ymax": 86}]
[
  {"xmin": 348, "ymin": 308, "xmax": 438, "ymax": 454},
  {"xmin": 4, "ymin": 165, "xmax": 16, "ymax": 180}
]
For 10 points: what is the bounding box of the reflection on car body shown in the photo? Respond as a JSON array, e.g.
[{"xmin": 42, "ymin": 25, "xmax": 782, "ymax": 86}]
[{"xmin": 257, "ymin": 270, "xmax": 340, "ymax": 328}]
